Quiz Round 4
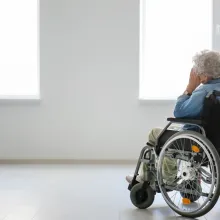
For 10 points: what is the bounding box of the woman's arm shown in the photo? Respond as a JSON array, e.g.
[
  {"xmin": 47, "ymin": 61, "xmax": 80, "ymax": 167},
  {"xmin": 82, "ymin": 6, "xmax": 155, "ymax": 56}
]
[
  {"xmin": 173, "ymin": 68, "xmax": 204, "ymax": 118},
  {"xmin": 173, "ymin": 88, "xmax": 206, "ymax": 118}
]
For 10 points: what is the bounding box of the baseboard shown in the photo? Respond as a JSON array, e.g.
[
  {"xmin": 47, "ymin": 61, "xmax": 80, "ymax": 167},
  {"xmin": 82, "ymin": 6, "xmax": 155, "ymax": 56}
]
[{"xmin": 0, "ymin": 159, "xmax": 136, "ymax": 165}]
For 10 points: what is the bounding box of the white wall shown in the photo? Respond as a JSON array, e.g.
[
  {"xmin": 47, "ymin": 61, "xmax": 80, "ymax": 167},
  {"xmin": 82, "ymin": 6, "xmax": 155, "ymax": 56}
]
[{"xmin": 0, "ymin": 0, "xmax": 218, "ymax": 160}]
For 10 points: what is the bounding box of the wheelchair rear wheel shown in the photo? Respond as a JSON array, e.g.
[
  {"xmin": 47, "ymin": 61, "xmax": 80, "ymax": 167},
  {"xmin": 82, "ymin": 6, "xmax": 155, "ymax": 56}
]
[{"xmin": 157, "ymin": 131, "xmax": 220, "ymax": 218}]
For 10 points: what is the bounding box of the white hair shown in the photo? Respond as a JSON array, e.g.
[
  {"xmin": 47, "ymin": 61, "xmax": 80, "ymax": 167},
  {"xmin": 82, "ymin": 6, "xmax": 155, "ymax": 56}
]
[{"xmin": 193, "ymin": 50, "xmax": 220, "ymax": 79}]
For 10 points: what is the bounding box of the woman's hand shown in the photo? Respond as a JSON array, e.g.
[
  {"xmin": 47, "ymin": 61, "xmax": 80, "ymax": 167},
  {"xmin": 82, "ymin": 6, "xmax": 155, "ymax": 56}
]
[{"xmin": 186, "ymin": 68, "xmax": 201, "ymax": 94}]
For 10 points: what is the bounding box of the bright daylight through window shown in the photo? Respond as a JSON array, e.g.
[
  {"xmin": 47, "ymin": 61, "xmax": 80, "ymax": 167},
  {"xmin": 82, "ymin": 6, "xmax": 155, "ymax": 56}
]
[
  {"xmin": 0, "ymin": 0, "xmax": 39, "ymax": 99},
  {"xmin": 139, "ymin": 0, "xmax": 212, "ymax": 100}
]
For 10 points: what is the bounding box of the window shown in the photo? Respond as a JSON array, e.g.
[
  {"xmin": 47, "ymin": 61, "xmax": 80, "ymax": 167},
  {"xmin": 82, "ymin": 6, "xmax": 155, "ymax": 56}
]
[
  {"xmin": 0, "ymin": 0, "xmax": 39, "ymax": 99},
  {"xmin": 139, "ymin": 0, "xmax": 212, "ymax": 100}
]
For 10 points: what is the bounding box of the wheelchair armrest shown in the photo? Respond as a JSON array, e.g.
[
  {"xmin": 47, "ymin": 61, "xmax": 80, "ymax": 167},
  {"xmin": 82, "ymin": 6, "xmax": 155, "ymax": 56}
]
[{"xmin": 167, "ymin": 117, "xmax": 203, "ymax": 125}]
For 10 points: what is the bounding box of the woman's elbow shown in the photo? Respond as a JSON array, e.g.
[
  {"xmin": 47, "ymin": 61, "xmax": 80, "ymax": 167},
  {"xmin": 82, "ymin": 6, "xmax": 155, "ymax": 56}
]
[
  {"xmin": 173, "ymin": 108, "xmax": 184, "ymax": 118},
  {"xmin": 174, "ymin": 108, "xmax": 197, "ymax": 118},
  {"xmin": 173, "ymin": 110, "xmax": 180, "ymax": 118}
]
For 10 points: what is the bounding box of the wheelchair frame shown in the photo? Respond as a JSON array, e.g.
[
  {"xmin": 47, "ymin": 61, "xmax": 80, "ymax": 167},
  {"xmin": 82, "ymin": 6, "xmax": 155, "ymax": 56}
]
[{"xmin": 128, "ymin": 119, "xmax": 206, "ymax": 191}]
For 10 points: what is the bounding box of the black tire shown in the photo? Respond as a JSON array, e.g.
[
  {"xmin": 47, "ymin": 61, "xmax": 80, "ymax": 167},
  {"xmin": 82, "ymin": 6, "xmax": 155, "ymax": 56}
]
[
  {"xmin": 130, "ymin": 183, "xmax": 155, "ymax": 209},
  {"xmin": 180, "ymin": 180, "xmax": 202, "ymax": 202},
  {"xmin": 157, "ymin": 131, "xmax": 220, "ymax": 218}
]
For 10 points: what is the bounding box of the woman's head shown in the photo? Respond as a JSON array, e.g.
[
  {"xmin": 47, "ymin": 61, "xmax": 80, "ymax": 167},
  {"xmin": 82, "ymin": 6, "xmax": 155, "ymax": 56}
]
[{"xmin": 193, "ymin": 50, "xmax": 220, "ymax": 83}]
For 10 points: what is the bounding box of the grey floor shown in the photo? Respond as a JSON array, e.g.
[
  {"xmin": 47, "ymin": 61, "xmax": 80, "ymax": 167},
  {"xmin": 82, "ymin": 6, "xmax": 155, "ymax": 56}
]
[{"xmin": 0, "ymin": 164, "xmax": 219, "ymax": 220}]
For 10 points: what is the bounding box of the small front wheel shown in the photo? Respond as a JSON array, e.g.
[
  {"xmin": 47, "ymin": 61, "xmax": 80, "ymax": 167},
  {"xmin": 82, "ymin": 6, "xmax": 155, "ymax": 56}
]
[{"xmin": 130, "ymin": 183, "xmax": 155, "ymax": 209}]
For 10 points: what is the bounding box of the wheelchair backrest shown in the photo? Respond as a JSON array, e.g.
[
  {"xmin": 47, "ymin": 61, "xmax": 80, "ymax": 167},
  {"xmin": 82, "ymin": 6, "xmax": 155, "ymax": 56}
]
[{"xmin": 201, "ymin": 90, "xmax": 220, "ymax": 152}]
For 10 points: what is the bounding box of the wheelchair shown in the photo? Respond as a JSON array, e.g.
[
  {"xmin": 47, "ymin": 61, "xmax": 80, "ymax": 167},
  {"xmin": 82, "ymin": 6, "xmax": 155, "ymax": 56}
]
[{"xmin": 128, "ymin": 90, "xmax": 220, "ymax": 218}]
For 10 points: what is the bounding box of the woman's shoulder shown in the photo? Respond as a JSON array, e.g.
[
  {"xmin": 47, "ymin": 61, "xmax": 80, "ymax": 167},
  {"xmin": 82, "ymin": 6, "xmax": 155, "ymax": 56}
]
[
  {"xmin": 198, "ymin": 82, "xmax": 220, "ymax": 93},
  {"xmin": 194, "ymin": 84, "xmax": 206, "ymax": 92}
]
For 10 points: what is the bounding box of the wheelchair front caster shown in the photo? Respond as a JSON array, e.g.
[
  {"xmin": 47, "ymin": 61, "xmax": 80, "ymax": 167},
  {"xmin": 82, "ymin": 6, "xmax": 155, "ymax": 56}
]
[{"xmin": 130, "ymin": 182, "xmax": 155, "ymax": 209}]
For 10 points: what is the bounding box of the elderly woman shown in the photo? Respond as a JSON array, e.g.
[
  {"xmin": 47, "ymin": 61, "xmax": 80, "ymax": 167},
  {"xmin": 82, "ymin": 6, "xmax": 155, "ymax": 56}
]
[{"xmin": 126, "ymin": 50, "xmax": 220, "ymax": 183}]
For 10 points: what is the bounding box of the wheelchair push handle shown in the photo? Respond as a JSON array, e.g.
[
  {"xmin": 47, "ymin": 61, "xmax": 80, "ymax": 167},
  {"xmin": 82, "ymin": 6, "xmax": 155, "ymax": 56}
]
[
  {"xmin": 213, "ymin": 90, "xmax": 220, "ymax": 97},
  {"xmin": 206, "ymin": 90, "xmax": 220, "ymax": 98}
]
